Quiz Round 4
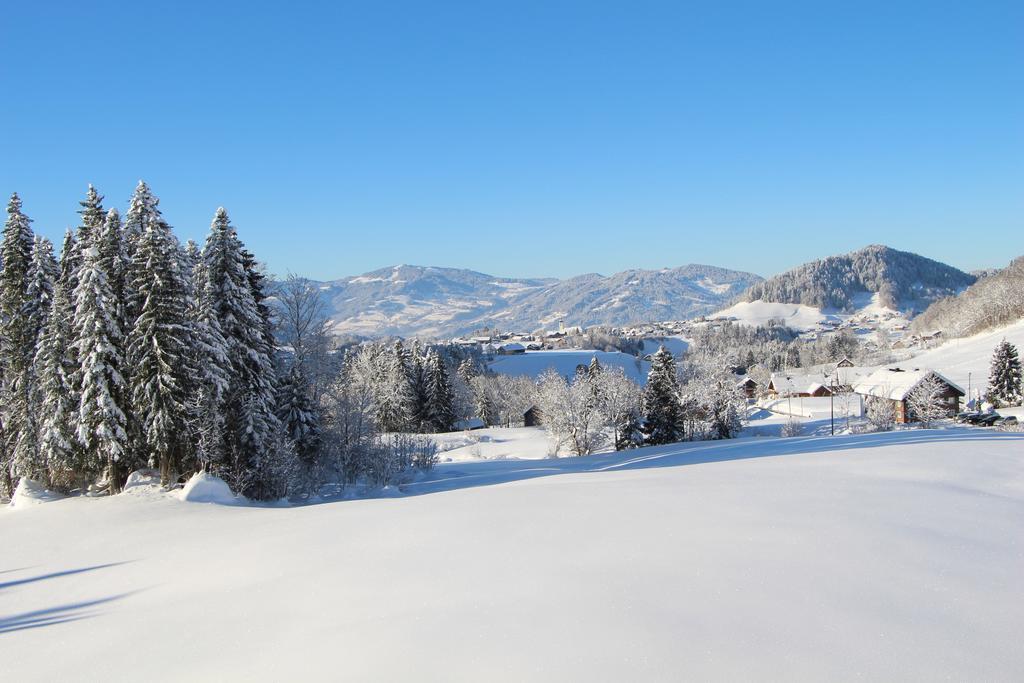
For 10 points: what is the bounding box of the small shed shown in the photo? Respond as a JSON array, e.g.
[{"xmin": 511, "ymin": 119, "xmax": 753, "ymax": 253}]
[{"xmin": 523, "ymin": 405, "xmax": 544, "ymax": 427}]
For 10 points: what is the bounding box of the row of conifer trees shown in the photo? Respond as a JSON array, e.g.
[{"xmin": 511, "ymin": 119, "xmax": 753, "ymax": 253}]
[{"xmin": 0, "ymin": 183, "xmax": 300, "ymax": 500}]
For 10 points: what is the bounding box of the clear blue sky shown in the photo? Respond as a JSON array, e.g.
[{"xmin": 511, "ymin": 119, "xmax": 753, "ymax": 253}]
[{"xmin": 2, "ymin": 1, "xmax": 1021, "ymax": 280}]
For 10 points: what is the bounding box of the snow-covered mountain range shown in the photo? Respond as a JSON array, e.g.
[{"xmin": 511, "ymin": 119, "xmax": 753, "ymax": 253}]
[{"xmin": 309, "ymin": 264, "xmax": 762, "ymax": 338}]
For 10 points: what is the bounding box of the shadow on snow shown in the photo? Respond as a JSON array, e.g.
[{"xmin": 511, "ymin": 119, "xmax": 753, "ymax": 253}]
[{"xmin": 397, "ymin": 428, "xmax": 1024, "ymax": 498}]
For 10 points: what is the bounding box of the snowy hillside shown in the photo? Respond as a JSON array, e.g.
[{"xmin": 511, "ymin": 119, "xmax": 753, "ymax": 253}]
[
  {"xmin": 714, "ymin": 292, "xmax": 911, "ymax": 332},
  {"xmin": 488, "ymin": 349, "xmax": 649, "ymax": 383},
  {"xmin": 308, "ymin": 264, "xmax": 761, "ymax": 338},
  {"xmin": 3, "ymin": 430, "xmax": 1023, "ymax": 680},
  {"xmin": 902, "ymin": 319, "xmax": 1024, "ymax": 398},
  {"xmin": 739, "ymin": 244, "xmax": 975, "ymax": 314}
]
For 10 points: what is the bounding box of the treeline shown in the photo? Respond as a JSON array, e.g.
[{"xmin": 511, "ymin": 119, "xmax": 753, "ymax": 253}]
[
  {"xmin": 533, "ymin": 348, "xmax": 748, "ymax": 457},
  {"xmin": 0, "ymin": 185, "xmax": 464, "ymax": 502},
  {"xmin": 0, "ymin": 185, "xmax": 309, "ymax": 499}
]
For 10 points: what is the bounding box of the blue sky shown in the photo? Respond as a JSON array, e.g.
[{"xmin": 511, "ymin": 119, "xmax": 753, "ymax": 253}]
[{"xmin": 2, "ymin": 1, "xmax": 1021, "ymax": 280}]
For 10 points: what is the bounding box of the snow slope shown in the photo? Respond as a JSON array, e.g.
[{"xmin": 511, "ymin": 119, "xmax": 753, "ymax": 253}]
[
  {"xmin": 2, "ymin": 429, "xmax": 1023, "ymax": 681},
  {"xmin": 714, "ymin": 300, "xmax": 836, "ymax": 329},
  {"xmin": 903, "ymin": 319, "xmax": 1024, "ymax": 398},
  {"xmin": 488, "ymin": 349, "xmax": 649, "ymax": 384}
]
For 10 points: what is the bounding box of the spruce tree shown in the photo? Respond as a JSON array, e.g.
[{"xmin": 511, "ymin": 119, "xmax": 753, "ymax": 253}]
[
  {"xmin": 127, "ymin": 215, "xmax": 192, "ymax": 485},
  {"xmin": 424, "ymin": 349, "xmax": 456, "ymax": 432},
  {"xmin": 202, "ymin": 208, "xmax": 282, "ymax": 497},
  {"xmin": 642, "ymin": 346, "xmax": 683, "ymax": 445},
  {"xmin": 187, "ymin": 257, "xmax": 231, "ymax": 474},
  {"xmin": 0, "ymin": 193, "xmax": 36, "ymax": 495},
  {"xmin": 12, "ymin": 236, "xmax": 59, "ymax": 482},
  {"xmin": 987, "ymin": 340, "xmax": 1022, "ymax": 407},
  {"xmin": 36, "ymin": 278, "xmax": 80, "ymax": 491},
  {"xmin": 277, "ymin": 363, "xmax": 321, "ymax": 489},
  {"xmin": 73, "ymin": 245, "xmax": 129, "ymax": 493},
  {"xmin": 76, "ymin": 185, "xmax": 106, "ymax": 248},
  {"xmin": 122, "ymin": 181, "xmax": 161, "ymax": 331}
]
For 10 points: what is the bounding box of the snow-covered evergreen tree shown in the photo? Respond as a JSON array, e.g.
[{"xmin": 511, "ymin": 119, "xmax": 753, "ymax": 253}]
[
  {"xmin": 122, "ymin": 181, "xmax": 162, "ymax": 330},
  {"xmin": 36, "ymin": 278, "xmax": 80, "ymax": 491},
  {"xmin": 375, "ymin": 340, "xmax": 415, "ymax": 432},
  {"xmin": 186, "ymin": 257, "xmax": 231, "ymax": 474},
  {"xmin": 202, "ymin": 208, "xmax": 282, "ymax": 497},
  {"xmin": 277, "ymin": 363, "xmax": 322, "ymax": 491},
  {"xmin": 424, "ymin": 348, "xmax": 456, "ymax": 432},
  {"xmin": 12, "ymin": 236, "xmax": 59, "ymax": 481},
  {"xmin": 127, "ymin": 215, "xmax": 192, "ymax": 485},
  {"xmin": 642, "ymin": 346, "xmax": 682, "ymax": 445},
  {"xmin": 76, "ymin": 185, "xmax": 105, "ymax": 249},
  {"xmin": 0, "ymin": 193, "xmax": 37, "ymax": 495},
  {"xmin": 73, "ymin": 245, "xmax": 128, "ymax": 493},
  {"xmin": 987, "ymin": 340, "xmax": 1022, "ymax": 408}
]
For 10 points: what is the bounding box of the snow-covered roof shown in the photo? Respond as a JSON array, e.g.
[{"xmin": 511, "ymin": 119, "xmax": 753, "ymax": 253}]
[
  {"xmin": 499, "ymin": 342, "xmax": 525, "ymax": 351},
  {"xmin": 853, "ymin": 368, "xmax": 964, "ymax": 401},
  {"xmin": 768, "ymin": 373, "xmax": 824, "ymax": 395}
]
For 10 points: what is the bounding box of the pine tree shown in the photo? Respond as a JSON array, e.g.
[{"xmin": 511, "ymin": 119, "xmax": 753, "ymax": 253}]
[
  {"xmin": 127, "ymin": 215, "xmax": 192, "ymax": 486},
  {"xmin": 122, "ymin": 181, "xmax": 161, "ymax": 331},
  {"xmin": 375, "ymin": 340, "xmax": 415, "ymax": 432},
  {"xmin": 76, "ymin": 185, "xmax": 105, "ymax": 249},
  {"xmin": 186, "ymin": 257, "xmax": 231, "ymax": 474},
  {"xmin": 12, "ymin": 236, "xmax": 59, "ymax": 482},
  {"xmin": 36, "ymin": 278, "xmax": 80, "ymax": 491},
  {"xmin": 202, "ymin": 208, "xmax": 282, "ymax": 497},
  {"xmin": 407, "ymin": 343, "xmax": 430, "ymax": 431},
  {"xmin": 0, "ymin": 193, "xmax": 36, "ymax": 496},
  {"xmin": 987, "ymin": 340, "xmax": 1022, "ymax": 407},
  {"xmin": 642, "ymin": 346, "xmax": 682, "ymax": 445},
  {"xmin": 96, "ymin": 209, "xmax": 127, "ymax": 325},
  {"xmin": 424, "ymin": 349, "xmax": 456, "ymax": 432},
  {"xmin": 73, "ymin": 245, "xmax": 129, "ymax": 493},
  {"xmin": 277, "ymin": 363, "xmax": 321, "ymax": 490}
]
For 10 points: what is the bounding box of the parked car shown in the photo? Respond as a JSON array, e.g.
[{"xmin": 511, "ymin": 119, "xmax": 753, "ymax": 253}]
[
  {"xmin": 955, "ymin": 411, "xmax": 980, "ymax": 424},
  {"xmin": 977, "ymin": 413, "xmax": 1001, "ymax": 427}
]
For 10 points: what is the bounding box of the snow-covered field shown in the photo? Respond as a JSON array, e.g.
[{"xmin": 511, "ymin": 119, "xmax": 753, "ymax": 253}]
[
  {"xmin": 3, "ymin": 429, "xmax": 1023, "ymax": 681},
  {"xmin": 715, "ymin": 300, "xmax": 835, "ymax": 329},
  {"xmin": 902, "ymin": 320, "xmax": 1024, "ymax": 397},
  {"xmin": 432, "ymin": 426, "xmax": 552, "ymax": 461},
  {"xmin": 488, "ymin": 349, "xmax": 649, "ymax": 383}
]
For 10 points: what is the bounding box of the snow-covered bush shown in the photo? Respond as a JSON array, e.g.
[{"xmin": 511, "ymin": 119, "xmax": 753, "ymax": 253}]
[
  {"xmin": 905, "ymin": 374, "xmax": 949, "ymax": 428},
  {"xmin": 866, "ymin": 397, "xmax": 896, "ymax": 432},
  {"xmin": 781, "ymin": 419, "xmax": 803, "ymax": 438}
]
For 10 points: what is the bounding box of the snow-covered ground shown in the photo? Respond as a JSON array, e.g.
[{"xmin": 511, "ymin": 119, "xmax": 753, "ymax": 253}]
[
  {"xmin": 714, "ymin": 300, "xmax": 836, "ymax": 329},
  {"xmin": 488, "ymin": 349, "xmax": 649, "ymax": 383},
  {"xmin": 902, "ymin": 319, "xmax": 1024, "ymax": 399},
  {"xmin": 3, "ymin": 429, "xmax": 1023, "ymax": 681},
  {"xmin": 714, "ymin": 294, "xmax": 909, "ymax": 332},
  {"xmin": 432, "ymin": 426, "xmax": 552, "ymax": 462},
  {"xmin": 640, "ymin": 336, "xmax": 689, "ymax": 357}
]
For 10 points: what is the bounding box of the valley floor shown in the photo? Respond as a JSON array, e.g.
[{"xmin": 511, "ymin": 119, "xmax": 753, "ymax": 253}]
[{"xmin": 2, "ymin": 429, "xmax": 1023, "ymax": 681}]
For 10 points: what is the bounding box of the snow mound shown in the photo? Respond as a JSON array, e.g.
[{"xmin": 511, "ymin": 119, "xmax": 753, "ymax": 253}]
[
  {"xmin": 8, "ymin": 478, "xmax": 64, "ymax": 509},
  {"xmin": 122, "ymin": 469, "xmax": 162, "ymax": 491},
  {"xmin": 179, "ymin": 472, "xmax": 239, "ymax": 504}
]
